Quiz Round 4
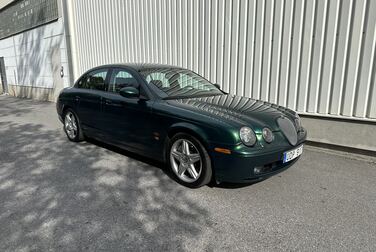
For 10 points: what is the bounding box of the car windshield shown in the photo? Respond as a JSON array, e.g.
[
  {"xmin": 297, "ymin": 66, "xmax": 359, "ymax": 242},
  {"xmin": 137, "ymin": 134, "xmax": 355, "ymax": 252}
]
[{"xmin": 139, "ymin": 68, "xmax": 223, "ymax": 99}]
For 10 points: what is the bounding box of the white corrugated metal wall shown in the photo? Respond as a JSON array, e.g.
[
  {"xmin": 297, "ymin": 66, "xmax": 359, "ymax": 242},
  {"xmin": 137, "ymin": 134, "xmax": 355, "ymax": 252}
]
[{"xmin": 68, "ymin": 0, "xmax": 376, "ymax": 121}]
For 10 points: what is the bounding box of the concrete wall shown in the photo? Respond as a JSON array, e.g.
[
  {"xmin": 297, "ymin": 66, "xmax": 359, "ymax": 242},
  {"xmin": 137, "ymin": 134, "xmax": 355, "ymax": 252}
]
[
  {"xmin": 0, "ymin": 18, "xmax": 71, "ymax": 101},
  {"xmin": 301, "ymin": 116, "xmax": 376, "ymax": 152}
]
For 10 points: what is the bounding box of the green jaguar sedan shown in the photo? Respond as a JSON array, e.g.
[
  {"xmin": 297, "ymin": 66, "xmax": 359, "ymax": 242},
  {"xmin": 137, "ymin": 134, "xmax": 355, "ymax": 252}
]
[{"xmin": 56, "ymin": 64, "xmax": 307, "ymax": 188}]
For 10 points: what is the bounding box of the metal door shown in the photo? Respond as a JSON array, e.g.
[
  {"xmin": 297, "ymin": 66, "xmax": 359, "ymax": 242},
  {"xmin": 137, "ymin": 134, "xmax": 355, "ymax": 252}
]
[{"xmin": 0, "ymin": 57, "xmax": 8, "ymax": 94}]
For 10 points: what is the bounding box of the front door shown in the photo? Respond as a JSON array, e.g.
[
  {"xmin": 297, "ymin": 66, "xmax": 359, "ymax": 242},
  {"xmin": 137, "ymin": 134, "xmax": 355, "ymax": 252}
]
[{"xmin": 101, "ymin": 68, "xmax": 153, "ymax": 153}]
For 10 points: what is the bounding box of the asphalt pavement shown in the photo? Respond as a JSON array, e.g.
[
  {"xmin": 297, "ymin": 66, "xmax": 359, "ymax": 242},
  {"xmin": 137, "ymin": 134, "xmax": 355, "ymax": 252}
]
[{"xmin": 0, "ymin": 95, "xmax": 375, "ymax": 251}]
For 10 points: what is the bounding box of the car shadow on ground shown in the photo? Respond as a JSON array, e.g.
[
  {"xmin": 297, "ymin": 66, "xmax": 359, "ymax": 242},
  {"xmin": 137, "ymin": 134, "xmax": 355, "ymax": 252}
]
[
  {"xmin": 86, "ymin": 137, "xmax": 261, "ymax": 190},
  {"xmin": 0, "ymin": 120, "xmax": 212, "ymax": 251}
]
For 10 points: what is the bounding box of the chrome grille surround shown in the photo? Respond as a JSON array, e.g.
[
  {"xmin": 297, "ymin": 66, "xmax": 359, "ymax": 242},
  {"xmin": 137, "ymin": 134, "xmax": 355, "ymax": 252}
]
[{"xmin": 277, "ymin": 116, "xmax": 298, "ymax": 146}]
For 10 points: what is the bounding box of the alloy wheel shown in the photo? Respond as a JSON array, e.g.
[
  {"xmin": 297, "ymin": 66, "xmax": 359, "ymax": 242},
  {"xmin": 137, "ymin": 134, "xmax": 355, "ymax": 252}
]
[
  {"xmin": 170, "ymin": 139, "xmax": 202, "ymax": 183},
  {"xmin": 64, "ymin": 111, "xmax": 78, "ymax": 139}
]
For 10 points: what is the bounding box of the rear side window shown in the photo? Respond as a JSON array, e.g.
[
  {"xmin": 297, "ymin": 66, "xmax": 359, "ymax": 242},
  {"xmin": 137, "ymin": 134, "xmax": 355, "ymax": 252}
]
[{"xmin": 77, "ymin": 69, "xmax": 108, "ymax": 91}]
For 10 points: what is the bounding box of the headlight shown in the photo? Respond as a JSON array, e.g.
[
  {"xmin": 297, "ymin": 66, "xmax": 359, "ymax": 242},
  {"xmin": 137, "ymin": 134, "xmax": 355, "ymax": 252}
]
[
  {"xmin": 262, "ymin": 127, "xmax": 274, "ymax": 143},
  {"xmin": 239, "ymin": 126, "xmax": 257, "ymax": 146}
]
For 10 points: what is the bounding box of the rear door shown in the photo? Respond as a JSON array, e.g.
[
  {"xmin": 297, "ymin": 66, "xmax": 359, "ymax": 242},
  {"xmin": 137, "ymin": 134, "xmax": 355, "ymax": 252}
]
[{"xmin": 75, "ymin": 68, "xmax": 110, "ymax": 135}]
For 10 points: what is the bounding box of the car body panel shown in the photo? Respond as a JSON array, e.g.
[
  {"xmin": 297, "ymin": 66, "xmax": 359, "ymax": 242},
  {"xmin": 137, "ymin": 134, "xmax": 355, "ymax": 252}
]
[{"xmin": 100, "ymin": 91, "xmax": 154, "ymax": 151}]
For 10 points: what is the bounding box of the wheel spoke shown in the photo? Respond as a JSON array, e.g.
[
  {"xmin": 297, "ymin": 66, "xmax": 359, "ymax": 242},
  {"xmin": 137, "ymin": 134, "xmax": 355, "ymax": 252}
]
[
  {"xmin": 72, "ymin": 122, "xmax": 77, "ymax": 131},
  {"xmin": 171, "ymin": 150, "xmax": 182, "ymax": 161},
  {"xmin": 187, "ymin": 164, "xmax": 198, "ymax": 179},
  {"xmin": 182, "ymin": 140, "xmax": 190, "ymax": 155},
  {"xmin": 188, "ymin": 153, "xmax": 200, "ymax": 164},
  {"xmin": 178, "ymin": 163, "xmax": 187, "ymax": 176}
]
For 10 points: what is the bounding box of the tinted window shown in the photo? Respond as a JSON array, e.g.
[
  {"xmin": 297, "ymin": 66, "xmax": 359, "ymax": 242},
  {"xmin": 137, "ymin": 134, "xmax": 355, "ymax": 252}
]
[
  {"xmin": 77, "ymin": 69, "xmax": 108, "ymax": 91},
  {"xmin": 139, "ymin": 68, "xmax": 222, "ymax": 98},
  {"xmin": 108, "ymin": 69, "xmax": 140, "ymax": 93}
]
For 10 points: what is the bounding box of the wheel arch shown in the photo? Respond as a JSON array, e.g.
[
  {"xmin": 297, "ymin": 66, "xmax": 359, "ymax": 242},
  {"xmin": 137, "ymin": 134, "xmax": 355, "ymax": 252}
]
[
  {"xmin": 164, "ymin": 122, "xmax": 215, "ymax": 187},
  {"xmin": 61, "ymin": 104, "xmax": 72, "ymax": 116},
  {"xmin": 163, "ymin": 122, "xmax": 212, "ymax": 162}
]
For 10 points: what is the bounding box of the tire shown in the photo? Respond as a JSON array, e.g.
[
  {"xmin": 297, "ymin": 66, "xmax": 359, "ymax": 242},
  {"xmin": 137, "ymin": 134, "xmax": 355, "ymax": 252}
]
[
  {"xmin": 168, "ymin": 133, "xmax": 212, "ymax": 188},
  {"xmin": 63, "ymin": 108, "xmax": 84, "ymax": 142}
]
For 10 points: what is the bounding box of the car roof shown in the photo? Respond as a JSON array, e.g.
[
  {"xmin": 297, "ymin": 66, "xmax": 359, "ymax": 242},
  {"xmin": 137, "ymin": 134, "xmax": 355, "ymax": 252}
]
[{"xmin": 91, "ymin": 63, "xmax": 185, "ymax": 72}]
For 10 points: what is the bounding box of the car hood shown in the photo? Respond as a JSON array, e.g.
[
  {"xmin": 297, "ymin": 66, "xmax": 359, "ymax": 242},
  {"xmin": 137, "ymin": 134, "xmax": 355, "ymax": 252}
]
[{"xmin": 166, "ymin": 94, "xmax": 298, "ymax": 131}]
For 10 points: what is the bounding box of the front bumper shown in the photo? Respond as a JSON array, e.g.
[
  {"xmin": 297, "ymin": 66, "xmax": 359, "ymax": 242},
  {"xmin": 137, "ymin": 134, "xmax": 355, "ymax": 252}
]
[
  {"xmin": 56, "ymin": 100, "xmax": 64, "ymax": 123},
  {"xmin": 210, "ymin": 129, "xmax": 307, "ymax": 183}
]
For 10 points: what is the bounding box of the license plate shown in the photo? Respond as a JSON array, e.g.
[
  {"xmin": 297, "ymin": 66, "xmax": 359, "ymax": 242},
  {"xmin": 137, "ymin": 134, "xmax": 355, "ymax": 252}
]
[{"xmin": 283, "ymin": 145, "xmax": 303, "ymax": 163}]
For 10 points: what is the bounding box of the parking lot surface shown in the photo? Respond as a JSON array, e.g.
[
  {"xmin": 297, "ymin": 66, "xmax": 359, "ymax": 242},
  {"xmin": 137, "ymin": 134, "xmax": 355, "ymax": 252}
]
[{"xmin": 0, "ymin": 95, "xmax": 375, "ymax": 251}]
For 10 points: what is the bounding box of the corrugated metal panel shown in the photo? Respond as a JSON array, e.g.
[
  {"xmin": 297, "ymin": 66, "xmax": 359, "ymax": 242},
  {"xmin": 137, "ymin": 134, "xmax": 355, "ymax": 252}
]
[
  {"xmin": 69, "ymin": 0, "xmax": 376, "ymax": 121},
  {"xmin": 0, "ymin": 0, "xmax": 15, "ymax": 10}
]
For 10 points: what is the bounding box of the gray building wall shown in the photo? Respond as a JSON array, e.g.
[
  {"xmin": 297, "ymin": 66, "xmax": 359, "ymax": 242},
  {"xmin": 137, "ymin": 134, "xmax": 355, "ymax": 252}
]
[
  {"xmin": 0, "ymin": 18, "xmax": 71, "ymax": 100},
  {"xmin": 0, "ymin": 0, "xmax": 71, "ymax": 100}
]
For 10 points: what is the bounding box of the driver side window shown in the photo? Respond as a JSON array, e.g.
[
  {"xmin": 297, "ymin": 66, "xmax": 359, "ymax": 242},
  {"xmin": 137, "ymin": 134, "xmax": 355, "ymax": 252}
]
[{"xmin": 108, "ymin": 69, "xmax": 139, "ymax": 93}]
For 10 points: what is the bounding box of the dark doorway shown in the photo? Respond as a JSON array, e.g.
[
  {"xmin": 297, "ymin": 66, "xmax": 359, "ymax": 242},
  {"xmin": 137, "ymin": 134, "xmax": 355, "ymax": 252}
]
[{"xmin": 0, "ymin": 57, "xmax": 8, "ymax": 94}]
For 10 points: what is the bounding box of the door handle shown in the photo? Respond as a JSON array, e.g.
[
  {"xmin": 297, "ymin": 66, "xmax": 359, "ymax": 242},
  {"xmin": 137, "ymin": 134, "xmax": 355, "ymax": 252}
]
[
  {"xmin": 75, "ymin": 96, "xmax": 80, "ymax": 102},
  {"xmin": 105, "ymin": 99, "xmax": 112, "ymax": 105}
]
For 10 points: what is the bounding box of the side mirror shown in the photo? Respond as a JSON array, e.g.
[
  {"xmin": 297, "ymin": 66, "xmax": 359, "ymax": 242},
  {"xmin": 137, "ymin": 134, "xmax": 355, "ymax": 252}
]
[
  {"xmin": 119, "ymin": 87, "xmax": 140, "ymax": 99},
  {"xmin": 214, "ymin": 83, "xmax": 221, "ymax": 90}
]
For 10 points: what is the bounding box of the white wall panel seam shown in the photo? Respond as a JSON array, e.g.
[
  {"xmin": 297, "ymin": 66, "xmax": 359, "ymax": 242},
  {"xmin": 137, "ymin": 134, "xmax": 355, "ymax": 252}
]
[
  {"xmin": 319, "ymin": 0, "xmax": 340, "ymax": 115},
  {"xmin": 236, "ymin": 0, "xmax": 248, "ymax": 97},
  {"xmin": 341, "ymin": 0, "xmax": 367, "ymax": 116},
  {"xmin": 287, "ymin": 0, "xmax": 305, "ymax": 110},
  {"xmin": 243, "ymin": 0, "xmax": 256, "ymax": 98},
  {"xmin": 229, "ymin": 0, "xmax": 240, "ymax": 95},
  {"xmin": 315, "ymin": 0, "xmax": 329, "ymax": 113},
  {"xmin": 365, "ymin": 20, "xmax": 376, "ymax": 118},
  {"xmin": 354, "ymin": 0, "xmax": 375, "ymax": 117},
  {"xmin": 253, "ymin": 0, "xmax": 265, "ymax": 99},
  {"xmin": 261, "ymin": 0, "xmax": 274, "ymax": 102},
  {"xmin": 269, "ymin": 0, "xmax": 284, "ymax": 104},
  {"xmin": 330, "ymin": 0, "xmax": 354, "ymax": 115},
  {"xmin": 368, "ymin": 43, "xmax": 376, "ymax": 118}
]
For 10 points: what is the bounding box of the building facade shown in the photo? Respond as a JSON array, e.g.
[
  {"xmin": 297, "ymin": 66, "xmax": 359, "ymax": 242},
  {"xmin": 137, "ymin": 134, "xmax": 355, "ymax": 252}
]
[
  {"xmin": 0, "ymin": 0, "xmax": 375, "ymax": 151},
  {"xmin": 0, "ymin": 0, "xmax": 71, "ymax": 100}
]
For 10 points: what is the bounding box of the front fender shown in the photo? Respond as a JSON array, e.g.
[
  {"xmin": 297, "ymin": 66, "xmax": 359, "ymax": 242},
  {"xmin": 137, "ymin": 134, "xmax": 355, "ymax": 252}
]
[
  {"xmin": 167, "ymin": 122, "xmax": 211, "ymax": 149},
  {"xmin": 167, "ymin": 121, "xmax": 238, "ymax": 146}
]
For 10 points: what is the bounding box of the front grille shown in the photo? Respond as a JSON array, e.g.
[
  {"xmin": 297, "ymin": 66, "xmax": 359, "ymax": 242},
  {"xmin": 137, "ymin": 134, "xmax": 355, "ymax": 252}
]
[{"xmin": 277, "ymin": 116, "xmax": 298, "ymax": 145}]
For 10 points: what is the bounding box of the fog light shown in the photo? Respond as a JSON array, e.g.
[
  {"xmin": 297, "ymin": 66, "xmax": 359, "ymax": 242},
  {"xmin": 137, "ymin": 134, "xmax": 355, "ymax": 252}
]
[{"xmin": 254, "ymin": 166, "xmax": 262, "ymax": 175}]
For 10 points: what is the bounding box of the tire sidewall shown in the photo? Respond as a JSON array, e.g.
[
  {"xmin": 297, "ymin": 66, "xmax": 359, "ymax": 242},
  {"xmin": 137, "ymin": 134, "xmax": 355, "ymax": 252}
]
[
  {"xmin": 167, "ymin": 133, "xmax": 212, "ymax": 188},
  {"xmin": 63, "ymin": 109, "xmax": 83, "ymax": 142}
]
